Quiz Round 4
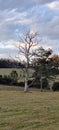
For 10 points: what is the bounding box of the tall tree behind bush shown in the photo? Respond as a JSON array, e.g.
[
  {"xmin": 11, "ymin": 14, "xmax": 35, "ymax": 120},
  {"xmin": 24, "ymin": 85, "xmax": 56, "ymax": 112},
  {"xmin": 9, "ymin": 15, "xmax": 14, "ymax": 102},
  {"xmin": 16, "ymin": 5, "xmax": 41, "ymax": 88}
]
[{"xmin": 32, "ymin": 47, "xmax": 52, "ymax": 91}]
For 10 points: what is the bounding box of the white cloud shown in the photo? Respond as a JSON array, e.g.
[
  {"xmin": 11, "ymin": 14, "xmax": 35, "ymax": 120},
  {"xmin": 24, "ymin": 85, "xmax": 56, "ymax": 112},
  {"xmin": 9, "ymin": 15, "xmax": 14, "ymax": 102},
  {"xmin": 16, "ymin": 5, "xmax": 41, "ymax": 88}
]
[
  {"xmin": 0, "ymin": 8, "xmax": 31, "ymax": 41},
  {"xmin": 46, "ymin": 1, "xmax": 59, "ymax": 10}
]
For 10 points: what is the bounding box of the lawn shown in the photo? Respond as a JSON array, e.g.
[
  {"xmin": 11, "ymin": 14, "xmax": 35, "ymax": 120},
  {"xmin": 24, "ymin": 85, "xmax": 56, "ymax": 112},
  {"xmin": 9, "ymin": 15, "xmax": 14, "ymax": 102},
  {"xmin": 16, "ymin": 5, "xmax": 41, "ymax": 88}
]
[{"xmin": 0, "ymin": 85, "xmax": 59, "ymax": 130}]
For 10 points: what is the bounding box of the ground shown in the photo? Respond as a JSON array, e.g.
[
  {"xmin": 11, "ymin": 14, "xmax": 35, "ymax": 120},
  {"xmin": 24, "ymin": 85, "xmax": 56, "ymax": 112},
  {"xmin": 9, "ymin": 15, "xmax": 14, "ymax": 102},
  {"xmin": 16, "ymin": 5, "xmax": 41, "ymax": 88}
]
[{"xmin": 0, "ymin": 85, "xmax": 59, "ymax": 130}]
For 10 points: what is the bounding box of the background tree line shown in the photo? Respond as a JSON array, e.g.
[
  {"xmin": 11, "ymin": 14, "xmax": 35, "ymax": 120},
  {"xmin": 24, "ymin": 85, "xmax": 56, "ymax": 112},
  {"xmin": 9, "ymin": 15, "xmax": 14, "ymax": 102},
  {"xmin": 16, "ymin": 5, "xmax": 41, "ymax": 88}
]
[{"xmin": 0, "ymin": 59, "xmax": 23, "ymax": 68}]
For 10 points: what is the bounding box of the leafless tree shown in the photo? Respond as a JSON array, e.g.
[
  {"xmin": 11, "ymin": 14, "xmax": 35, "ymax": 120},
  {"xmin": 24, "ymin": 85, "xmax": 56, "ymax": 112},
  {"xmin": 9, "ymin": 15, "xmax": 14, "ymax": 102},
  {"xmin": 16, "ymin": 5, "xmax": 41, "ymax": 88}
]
[{"xmin": 17, "ymin": 30, "xmax": 39, "ymax": 92}]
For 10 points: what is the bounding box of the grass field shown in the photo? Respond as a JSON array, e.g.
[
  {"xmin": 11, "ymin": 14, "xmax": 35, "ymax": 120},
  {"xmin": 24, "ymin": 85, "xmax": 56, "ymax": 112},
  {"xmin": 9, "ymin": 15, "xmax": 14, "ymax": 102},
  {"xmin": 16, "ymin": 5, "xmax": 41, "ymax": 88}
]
[
  {"xmin": 0, "ymin": 68, "xmax": 25, "ymax": 77},
  {"xmin": 0, "ymin": 68, "xmax": 33, "ymax": 79},
  {"xmin": 0, "ymin": 68, "xmax": 33, "ymax": 76},
  {"xmin": 0, "ymin": 85, "xmax": 59, "ymax": 130}
]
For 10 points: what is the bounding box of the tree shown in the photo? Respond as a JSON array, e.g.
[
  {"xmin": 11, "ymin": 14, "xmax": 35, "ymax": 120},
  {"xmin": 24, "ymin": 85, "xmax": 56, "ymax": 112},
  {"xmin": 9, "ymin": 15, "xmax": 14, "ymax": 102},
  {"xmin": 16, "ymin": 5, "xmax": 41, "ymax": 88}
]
[
  {"xmin": 33, "ymin": 47, "xmax": 52, "ymax": 91},
  {"xmin": 50, "ymin": 54, "xmax": 59, "ymax": 71},
  {"xmin": 17, "ymin": 30, "xmax": 38, "ymax": 92},
  {"xmin": 46, "ymin": 54, "xmax": 59, "ymax": 89}
]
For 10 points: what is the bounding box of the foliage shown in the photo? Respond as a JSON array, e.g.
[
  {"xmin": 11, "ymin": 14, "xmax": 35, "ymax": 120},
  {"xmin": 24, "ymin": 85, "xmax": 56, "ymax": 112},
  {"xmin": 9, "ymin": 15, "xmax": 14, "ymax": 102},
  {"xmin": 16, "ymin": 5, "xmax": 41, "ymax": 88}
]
[
  {"xmin": 52, "ymin": 82, "xmax": 59, "ymax": 91},
  {"xmin": 10, "ymin": 70, "xmax": 18, "ymax": 81},
  {"xmin": 0, "ymin": 75, "xmax": 13, "ymax": 85},
  {"xmin": 32, "ymin": 47, "xmax": 52, "ymax": 90},
  {"xmin": 0, "ymin": 70, "xmax": 18, "ymax": 85},
  {"xmin": 32, "ymin": 48, "xmax": 59, "ymax": 90},
  {"xmin": 0, "ymin": 58, "xmax": 22, "ymax": 68},
  {"xmin": 46, "ymin": 54, "xmax": 59, "ymax": 76},
  {"xmin": 32, "ymin": 78, "xmax": 49, "ymax": 89}
]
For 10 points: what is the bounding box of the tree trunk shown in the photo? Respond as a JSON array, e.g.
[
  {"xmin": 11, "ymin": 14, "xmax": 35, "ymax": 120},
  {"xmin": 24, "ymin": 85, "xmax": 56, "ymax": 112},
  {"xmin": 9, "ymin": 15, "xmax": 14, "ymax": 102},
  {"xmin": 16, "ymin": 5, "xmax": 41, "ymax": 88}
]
[
  {"xmin": 24, "ymin": 67, "xmax": 29, "ymax": 92},
  {"xmin": 40, "ymin": 71, "xmax": 43, "ymax": 92}
]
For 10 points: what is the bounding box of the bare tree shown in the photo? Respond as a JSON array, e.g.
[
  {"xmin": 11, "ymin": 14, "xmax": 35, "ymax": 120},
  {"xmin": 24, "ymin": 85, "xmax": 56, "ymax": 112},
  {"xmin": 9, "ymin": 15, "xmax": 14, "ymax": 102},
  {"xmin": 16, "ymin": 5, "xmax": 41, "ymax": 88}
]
[{"xmin": 17, "ymin": 30, "xmax": 38, "ymax": 92}]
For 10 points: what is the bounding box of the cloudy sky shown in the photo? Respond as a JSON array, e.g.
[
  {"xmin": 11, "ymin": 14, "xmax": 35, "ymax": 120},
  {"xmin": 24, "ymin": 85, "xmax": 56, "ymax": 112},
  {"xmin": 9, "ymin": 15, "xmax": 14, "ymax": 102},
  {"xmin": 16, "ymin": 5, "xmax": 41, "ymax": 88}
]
[{"xmin": 0, "ymin": 0, "xmax": 59, "ymax": 58}]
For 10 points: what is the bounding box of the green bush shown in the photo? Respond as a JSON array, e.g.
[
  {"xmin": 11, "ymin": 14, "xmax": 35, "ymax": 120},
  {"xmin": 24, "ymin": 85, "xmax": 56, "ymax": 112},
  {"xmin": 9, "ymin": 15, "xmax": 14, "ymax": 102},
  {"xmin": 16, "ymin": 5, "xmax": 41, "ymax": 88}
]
[
  {"xmin": 0, "ymin": 72, "xmax": 49, "ymax": 89},
  {"xmin": 33, "ymin": 78, "xmax": 49, "ymax": 89},
  {"xmin": 0, "ymin": 75, "xmax": 2, "ymax": 78},
  {"xmin": 0, "ymin": 75, "xmax": 13, "ymax": 85},
  {"xmin": 10, "ymin": 70, "xmax": 18, "ymax": 80},
  {"xmin": 16, "ymin": 81, "xmax": 24, "ymax": 87},
  {"xmin": 52, "ymin": 82, "xmax": 59, "ymax": 91}
]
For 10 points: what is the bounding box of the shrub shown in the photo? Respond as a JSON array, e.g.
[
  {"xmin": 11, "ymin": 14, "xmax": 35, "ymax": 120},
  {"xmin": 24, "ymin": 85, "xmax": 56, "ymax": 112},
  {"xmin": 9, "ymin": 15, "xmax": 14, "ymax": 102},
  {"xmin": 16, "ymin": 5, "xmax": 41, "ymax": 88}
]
[
  {"xmin": 16, "ymin": 81, "xmax": 24, "ymax": 87},
  {"xmin": 33, "ymin": 78, "xmax": 49, "ymax": 89},
  {"xmin": 52, "ymin": 82, "xmax": 59, "ymax": 91},
  {"xmin": 3, "ymin": 75, "xmax": 13, "ymax": 85},
  {"xmin": 0, "ymin": 75, "xmax": 2, "ymax": 78},
  {"xmin": 9, "ymin": 70, "xmax": 18, "ymax": 85},
  {"xmin": 10, "ymin": 70, "xmax": 18, "ymax": 80},
  {"xmin": 0, "ymin": 75, "xmax": 13, "ymax": 85}
]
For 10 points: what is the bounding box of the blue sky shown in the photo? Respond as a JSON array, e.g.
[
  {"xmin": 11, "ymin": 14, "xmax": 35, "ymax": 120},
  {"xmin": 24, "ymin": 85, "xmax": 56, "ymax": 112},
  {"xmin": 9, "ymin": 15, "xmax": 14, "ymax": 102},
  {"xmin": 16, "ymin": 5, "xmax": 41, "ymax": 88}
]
[{"xmin": 0, "ymin": 0, "xmax": 59, "ymax": 58}]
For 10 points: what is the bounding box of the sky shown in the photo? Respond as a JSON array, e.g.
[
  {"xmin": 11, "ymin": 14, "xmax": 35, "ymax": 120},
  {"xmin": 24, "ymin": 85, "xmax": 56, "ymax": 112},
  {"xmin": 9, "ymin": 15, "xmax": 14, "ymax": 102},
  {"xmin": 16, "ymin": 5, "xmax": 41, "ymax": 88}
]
[{"xmin": 0, "ymin": 0, "xmax": 59, "ymax": 59}]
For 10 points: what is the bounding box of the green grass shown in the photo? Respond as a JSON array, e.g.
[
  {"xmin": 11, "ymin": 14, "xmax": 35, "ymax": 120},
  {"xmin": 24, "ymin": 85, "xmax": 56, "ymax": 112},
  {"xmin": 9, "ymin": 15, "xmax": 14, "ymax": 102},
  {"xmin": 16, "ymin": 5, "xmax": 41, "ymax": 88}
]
[
  {"xmin": 0, "ymin": 85, "xmax": 59, "ymax": 130},
  {"xmin": 0, "ymin": 68, "xmax": 34, "ymax": 82},
  {"xmin": 0, "ymin": 68, "xmax": 24, "ymax": 77}
]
